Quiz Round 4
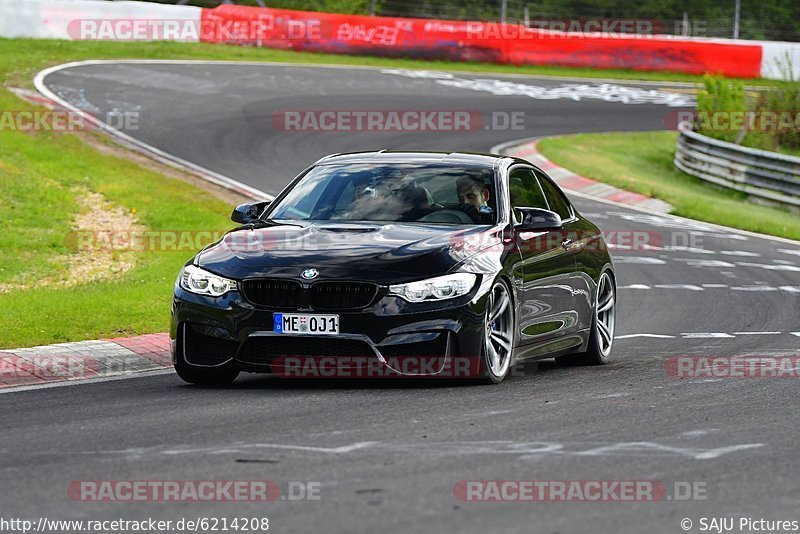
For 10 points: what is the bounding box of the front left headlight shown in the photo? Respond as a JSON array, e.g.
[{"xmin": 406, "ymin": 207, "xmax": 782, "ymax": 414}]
[
  {"xmin": 179, "ymin": 265, "xmax": 238, "ymax": 297},
  {"xmin": 388, "ymin": 273, "xmax": 477, "ymax": 303}
]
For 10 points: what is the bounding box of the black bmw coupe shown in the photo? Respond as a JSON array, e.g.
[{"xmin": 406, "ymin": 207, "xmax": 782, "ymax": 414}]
[{"xmin": 171, "ymin": 151, "xmax": 616, "ymax": 385}]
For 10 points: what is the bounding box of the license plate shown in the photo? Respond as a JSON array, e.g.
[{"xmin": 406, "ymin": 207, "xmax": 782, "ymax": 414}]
[{"xmin": 273, "ymin": 313, "xmax": 339, "ymax": 335}]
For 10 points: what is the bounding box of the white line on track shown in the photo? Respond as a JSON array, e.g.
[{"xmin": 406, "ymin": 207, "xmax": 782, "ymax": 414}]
[
  {"xmin": 618, "ymin": 284, "xmax": 800, "ymax": 294},
  {"xmin": 0, "ymin": 368, "xmax": 175, "ymax": 395},
  {"xmin": 242, "ymin": 442, "xmax": 379, "ymax": 454},
  {"xmin": 654, "ymin": 284, "xmax": 704, "ymax": 291},
  {"xmin": 662, "ymin": 246, "xmax": 714, "ymax": 254},
  {"xmin": 118, "ymin": 440, "xmax": 766, "ymax": 461},
  {"xmin": 681, "ymin": 333, "xmax": 736, "ymax": 338},
  {"xmin": 617, "ymin": 331, "xmax": 796, "ymax": 339},
  {"xmin": 730, "ymin": 286, "xmax": 779, "ymax": 291},
  {"xmin": 736, "ymin": 262, "xmax": 800, "ymax": 272},
  {"xmin": 33, "ymin": 61, "xmax": 273, "ymax": 201},
  {"xmin": 683, "ymin": 259, "xmax": 737, "ymax": 268},
  {"xmin": 735, "ymin": 331, "xmax": 784, "ymax": 336},
  {"xmin": 611, "ymin": 257, "xmax": 666, "ymax": 264},
  {"xmin": 616, "ymin": 334, "xmax": 676, "ymax": 339},
  {"xmin": 719, "ymin": 250, "xmax": 761, "ymax": 257},
  {"xmin": 570, "ymin": 442, "xmax": 764, "ymax": 460}
]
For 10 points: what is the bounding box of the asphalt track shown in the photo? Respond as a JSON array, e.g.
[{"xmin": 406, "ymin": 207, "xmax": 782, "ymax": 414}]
[{"xmin": 2, "ymin": 62, "xmax": 799, "ymax": 534}]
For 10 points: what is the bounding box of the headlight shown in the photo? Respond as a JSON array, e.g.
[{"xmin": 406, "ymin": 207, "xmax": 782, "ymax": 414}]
[
  {"xmin": 388, "ymin": 273, "xmax": 477, "ymax": 302},
  {"xmin": 179, "ymin": 265, "xmax": 238, "ymax": 297}
]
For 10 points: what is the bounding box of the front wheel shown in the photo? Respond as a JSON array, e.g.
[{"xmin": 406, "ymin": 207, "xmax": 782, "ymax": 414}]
[
  {"xmin": 479, "ymin": 280, "xmax": 515, "ymax": 384},
  {"xmin": 557, "ymin": 270, "xmax": 616, "ymax": 366}
]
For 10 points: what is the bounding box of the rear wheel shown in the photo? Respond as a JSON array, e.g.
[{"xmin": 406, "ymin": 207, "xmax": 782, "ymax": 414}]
[
  {"xmin": 479, "ymin": 280, "xmax": 515, "ymax": 384},
  {"xmin": 557, "ymin": 270, "xmax": 616, "ymax": 366},
  {"xmin": 174, "ymin": 357, "xmax": 240, "ymax": 386}
]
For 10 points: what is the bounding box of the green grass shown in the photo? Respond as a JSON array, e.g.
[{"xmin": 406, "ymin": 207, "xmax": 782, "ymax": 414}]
[
  {"xmin": 0, "ymin": 37, "xmax": 792, "ymax": 348},
  {"xmin": 537, "ymin": 131, "xmax": 800, "ymax": 241},
  {"xmin": 0, "ymin": 121, "xmax": 233, "ymax": 348}
]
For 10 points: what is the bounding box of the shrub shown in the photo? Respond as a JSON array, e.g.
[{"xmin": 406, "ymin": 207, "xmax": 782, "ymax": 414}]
[
  {"xmin": 695, "ymin": 74, "xmax": 746, "ymax": 144},
  {"xmin": 696, "ymin": 70, "xmax": 800, "ymax": 155}
]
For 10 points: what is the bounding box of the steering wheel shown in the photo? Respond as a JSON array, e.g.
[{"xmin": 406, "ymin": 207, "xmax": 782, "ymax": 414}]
[{"xmin": 416, "ymin": 209, "xmax": 475, "ymax": 224}]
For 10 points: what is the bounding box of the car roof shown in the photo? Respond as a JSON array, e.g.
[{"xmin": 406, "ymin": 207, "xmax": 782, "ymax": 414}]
[{"xmin": 313, "ymin": 150, "xmax": 513, "ymax": 169}]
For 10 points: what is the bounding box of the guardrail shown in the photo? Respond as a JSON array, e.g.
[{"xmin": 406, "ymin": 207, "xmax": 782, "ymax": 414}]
[{"xmin": 674, "ymin": 122, "xmax": 800, "ymax": 210}]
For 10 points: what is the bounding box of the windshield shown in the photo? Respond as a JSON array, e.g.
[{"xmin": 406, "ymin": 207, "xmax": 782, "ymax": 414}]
[{"xmin": 268, "ymin": 163, "xmax": 497, "ymax": 225}]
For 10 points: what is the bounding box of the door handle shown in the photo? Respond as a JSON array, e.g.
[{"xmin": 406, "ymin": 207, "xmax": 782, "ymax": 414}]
[{"xmin": 562, "ymin": 238, "xmax": 573, "ymax": 251}]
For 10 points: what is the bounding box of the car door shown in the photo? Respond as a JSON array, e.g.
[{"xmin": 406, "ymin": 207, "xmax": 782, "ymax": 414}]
[
  {"xmin": 508, "ymin": 166, "xmax": 581, "ymax": 355},
  {"xmin": 533, "ymin": 169, "xmax": 594, "ymax": 333}
]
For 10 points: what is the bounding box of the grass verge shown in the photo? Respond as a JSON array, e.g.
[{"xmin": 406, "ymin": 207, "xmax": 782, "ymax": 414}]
[
  {"xmin": 0, "ymin": 116, "xmax": 235, "ymax": 348},
  {"xmin": 537, "ymin": 131, "xmax": 800, "ymax": 241}
]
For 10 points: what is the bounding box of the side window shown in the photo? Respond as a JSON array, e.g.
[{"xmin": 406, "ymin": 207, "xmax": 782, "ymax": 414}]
[
  {"xmin": 274, "ymin": 171, "xmax": 329, "ymax": 219},
  {"xmin": 535, "ymin": 170, "xmax": 573, "ymax": 220},
  {"xmin": 508, "ymin": 167, "xmax": 548, "ymax": 223}
]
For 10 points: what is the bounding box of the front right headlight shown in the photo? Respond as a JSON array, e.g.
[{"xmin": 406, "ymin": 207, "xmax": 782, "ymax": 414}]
[
  {"xmin": 179, "ymin": 265, "xmax": 238, "ymax": 297},
  {"xmin": 388, "ymin": 273, "xmax": 477, "ymax": 303}
]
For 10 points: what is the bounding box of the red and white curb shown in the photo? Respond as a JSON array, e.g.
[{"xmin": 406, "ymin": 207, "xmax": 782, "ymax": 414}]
[
  {"xmin": 0, "ymin": 333, "xmax": 172, "ymax": 389},
  {"xmin": 498, "ymin": 138, "xmax": 674, "ymax": 214}
]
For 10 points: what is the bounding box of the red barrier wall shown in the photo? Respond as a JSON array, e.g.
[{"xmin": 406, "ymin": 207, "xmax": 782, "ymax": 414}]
[{"xmin": 199, "ymin": 5, "xmax": 763, "ymax": 78}]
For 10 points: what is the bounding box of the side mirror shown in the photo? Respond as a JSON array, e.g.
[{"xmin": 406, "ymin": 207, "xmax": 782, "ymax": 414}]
[
  {"xmin": 514, "ymin": 207, "xmax": 562, "ymax": 231},
  {"xmin": 231, "ymin": 201, "xmax": 270, "ymax": 224}
]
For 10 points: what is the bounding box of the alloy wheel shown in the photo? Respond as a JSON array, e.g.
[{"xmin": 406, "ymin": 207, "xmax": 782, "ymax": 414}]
[
  {"xmin": 595, "ymin": 272, "xmax": 616, "ymax": 357},
  {"xmin": 484, "ymin": 281, "xmax": 514, "ymax": 379}
]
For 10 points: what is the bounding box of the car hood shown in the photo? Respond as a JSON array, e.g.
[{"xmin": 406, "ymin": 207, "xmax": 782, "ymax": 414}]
[{"xmin": 196, "ymin": 221, "xmax": 502, "ymax": 283}]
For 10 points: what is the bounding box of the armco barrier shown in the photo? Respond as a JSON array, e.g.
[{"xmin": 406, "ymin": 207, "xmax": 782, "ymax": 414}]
[
  {"xmin": 1, "ymin": 0, "xmax": 799, "ymax": 80},
  {"xmin": 674, "ymin": 122, "xmax": 800, "ymax": 209}
]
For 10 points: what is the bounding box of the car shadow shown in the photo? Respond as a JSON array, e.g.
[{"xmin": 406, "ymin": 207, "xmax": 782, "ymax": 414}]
[{"xmin": 176, "ymin": 359, "xmax": 574, "ymax": 391}]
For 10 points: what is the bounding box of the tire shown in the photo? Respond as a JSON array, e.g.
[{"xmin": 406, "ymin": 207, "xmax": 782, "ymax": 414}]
[
  {"xmin": 174, "ymin": 357, "xmax": 240, "ymax": 386},
  {"xmin": 478, "ymin": 279, "xmax": 515, "ymax": 384},
  {"xmin": 557, "ymin": 270, "xmax": 616, "ymax": 366}
]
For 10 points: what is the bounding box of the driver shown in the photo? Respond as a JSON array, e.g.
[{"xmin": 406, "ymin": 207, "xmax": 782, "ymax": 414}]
[
  {"xmin": 456, "ymin": 176, "xmax": 494, "ymax": 223},
  {"xmin": 351, "ymin": 170, "xmax": 431, "ymax": 221}
]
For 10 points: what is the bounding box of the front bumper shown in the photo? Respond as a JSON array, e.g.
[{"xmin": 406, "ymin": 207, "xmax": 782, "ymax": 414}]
[{"xmin": 170, "ymin": 282, "xmax": 490, "ymax": 378}]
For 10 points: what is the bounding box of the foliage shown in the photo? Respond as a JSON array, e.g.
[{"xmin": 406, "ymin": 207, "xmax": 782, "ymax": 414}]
[{"xmin": 697, "ymin": 70, "xmax": 800, "ymax": 156}]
